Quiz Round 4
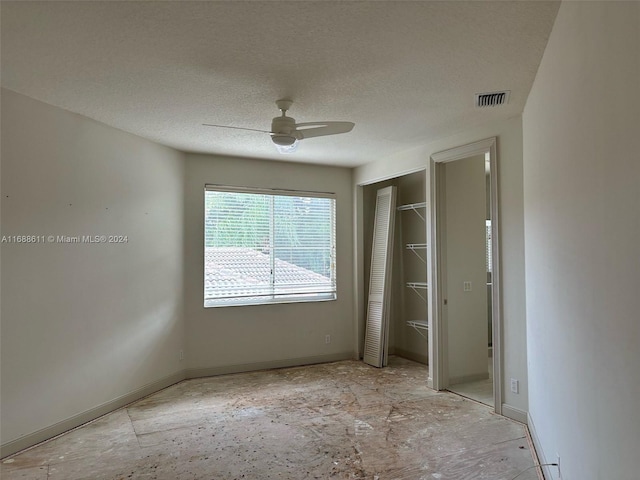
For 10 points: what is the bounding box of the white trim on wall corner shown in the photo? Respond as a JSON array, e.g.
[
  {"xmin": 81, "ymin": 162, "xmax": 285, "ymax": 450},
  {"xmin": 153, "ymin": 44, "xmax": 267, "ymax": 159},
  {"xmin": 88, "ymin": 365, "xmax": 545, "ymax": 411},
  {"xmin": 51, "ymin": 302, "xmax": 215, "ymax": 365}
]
[{"xmin": 0, "ymin": 371, "xmax": 186, "ymax": 459}]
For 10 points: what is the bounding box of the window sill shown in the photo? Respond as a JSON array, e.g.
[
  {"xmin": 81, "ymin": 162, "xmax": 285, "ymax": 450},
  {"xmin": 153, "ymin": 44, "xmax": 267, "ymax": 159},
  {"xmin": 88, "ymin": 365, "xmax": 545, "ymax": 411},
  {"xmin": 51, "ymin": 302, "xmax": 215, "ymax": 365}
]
[{"xmin": 204, "ymin": 294, "xmax": 337, "ymax": 308}]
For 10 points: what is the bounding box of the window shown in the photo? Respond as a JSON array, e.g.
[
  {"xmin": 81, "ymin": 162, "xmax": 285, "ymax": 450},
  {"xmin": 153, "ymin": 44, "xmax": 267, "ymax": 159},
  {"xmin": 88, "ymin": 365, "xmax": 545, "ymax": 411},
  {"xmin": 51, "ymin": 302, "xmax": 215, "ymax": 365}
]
[{"xmin": 204, "ymin": 185, "xmax": 336, "ymax": 307}]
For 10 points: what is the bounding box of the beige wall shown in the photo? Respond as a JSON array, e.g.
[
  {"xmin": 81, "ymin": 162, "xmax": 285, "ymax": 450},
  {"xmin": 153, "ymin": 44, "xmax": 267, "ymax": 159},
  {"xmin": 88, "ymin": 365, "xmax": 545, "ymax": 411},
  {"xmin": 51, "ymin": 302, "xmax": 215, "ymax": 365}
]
[
  {"xmin": 0, "ymin": 89, "xmax": 185, "ymax": 454},
  {"xmin": 442, "ymin": 156, "xmax": 488, "ymax": 383},
  {"xmin": 523, "ymin": 2, "xmax": 640, "ymax": 479},
  {"xmin": 183, "ymin": 154, "xmax": 355, "ymax": 375},
  {"xmin": 354, "ymin": 116, "xmax": 528, "ymax": 417}
]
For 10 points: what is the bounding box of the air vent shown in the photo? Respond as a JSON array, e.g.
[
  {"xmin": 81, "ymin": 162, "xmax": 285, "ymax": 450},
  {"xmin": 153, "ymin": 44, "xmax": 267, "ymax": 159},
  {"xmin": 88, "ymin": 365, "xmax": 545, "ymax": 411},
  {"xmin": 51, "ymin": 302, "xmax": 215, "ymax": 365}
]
[{"xmin": 475, "ymin": 90, "xmax": 511, "ymax": 107}]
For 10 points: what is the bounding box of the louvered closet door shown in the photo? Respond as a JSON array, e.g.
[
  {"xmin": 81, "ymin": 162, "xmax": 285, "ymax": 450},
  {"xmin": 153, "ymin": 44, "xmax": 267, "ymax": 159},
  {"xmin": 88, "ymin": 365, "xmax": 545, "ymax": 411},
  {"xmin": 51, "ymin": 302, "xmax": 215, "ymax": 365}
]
[{"xmin": 363, "ymin": 186, "xmax": 397, "ymax": 368}]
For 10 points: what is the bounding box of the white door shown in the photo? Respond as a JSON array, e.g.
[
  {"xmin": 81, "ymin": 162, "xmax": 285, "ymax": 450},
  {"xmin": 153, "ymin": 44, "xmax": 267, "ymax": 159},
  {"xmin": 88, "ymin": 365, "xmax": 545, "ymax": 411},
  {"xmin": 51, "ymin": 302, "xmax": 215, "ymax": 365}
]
[{"xmin": 363, "ymin": 186, "xmax": 397, "ymax": 367}]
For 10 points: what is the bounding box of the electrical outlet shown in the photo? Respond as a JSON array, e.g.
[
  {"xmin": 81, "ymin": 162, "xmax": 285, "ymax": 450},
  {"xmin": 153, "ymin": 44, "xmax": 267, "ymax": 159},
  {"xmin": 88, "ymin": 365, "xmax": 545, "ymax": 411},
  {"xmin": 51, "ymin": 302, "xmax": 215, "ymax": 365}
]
[
  {"xmin": 463, "ymin": 281, "xmax": 472, "ymax": 291},
  {"xmin": 510, "ymin": 378, "xmax": 519, "ymax": 394},
  {"xmin": 325, "ymin": 334, "xmax": 331, "ymax": 344},
  {"xmin": 179, "ymin": 350, "xmax": 184, "ymax": 361},
  {"xmin": 556, "ymin": 454, "xmax": 561, "ymax": 479}
]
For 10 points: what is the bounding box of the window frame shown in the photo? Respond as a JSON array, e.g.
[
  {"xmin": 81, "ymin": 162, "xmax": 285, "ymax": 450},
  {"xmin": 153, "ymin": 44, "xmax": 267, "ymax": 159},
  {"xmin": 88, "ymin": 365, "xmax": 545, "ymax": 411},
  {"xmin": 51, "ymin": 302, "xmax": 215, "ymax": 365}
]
[{"xmin": 204, "ymin": 184, "xmax": 337, "ymax": 308}]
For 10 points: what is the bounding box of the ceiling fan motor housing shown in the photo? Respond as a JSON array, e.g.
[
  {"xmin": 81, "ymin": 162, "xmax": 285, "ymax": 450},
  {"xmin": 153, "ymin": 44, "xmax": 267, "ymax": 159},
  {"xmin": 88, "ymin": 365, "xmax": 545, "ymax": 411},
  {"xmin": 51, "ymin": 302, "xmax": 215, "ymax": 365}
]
[
  {"xmin": 271, "ymin": 115, "xmax": 298, "ymax": 145},
  {"xmin": 271, "ymin": 135, "xmax": 297, "ymax": 146}
]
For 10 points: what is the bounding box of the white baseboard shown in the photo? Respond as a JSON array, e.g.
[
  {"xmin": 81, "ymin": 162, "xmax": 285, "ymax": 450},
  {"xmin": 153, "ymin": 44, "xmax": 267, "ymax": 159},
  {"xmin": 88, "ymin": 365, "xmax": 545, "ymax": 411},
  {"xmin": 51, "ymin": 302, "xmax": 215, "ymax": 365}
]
[
  {"xmin": 1, "ymin": 370, "xmax": 186, "ymax": 459},
  {"xmin": 185, "ymin": 352, "xmax": 354, "ymax": 379},
  {"xmin": 501, "ymin": 403, "xmax": 528, "ymax": 424},
  {"xmin": 528, "ymin": 412, "xmax": 554, "ymax": 480}
]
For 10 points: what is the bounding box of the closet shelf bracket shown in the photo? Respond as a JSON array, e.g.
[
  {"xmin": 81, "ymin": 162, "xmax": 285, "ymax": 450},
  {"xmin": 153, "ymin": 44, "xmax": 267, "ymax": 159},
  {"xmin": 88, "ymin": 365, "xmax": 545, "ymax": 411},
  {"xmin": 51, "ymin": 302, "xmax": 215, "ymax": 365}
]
[
  {"xmin": 405, "ymin": 243, "xmax": 427, "ymax": 263},
  {"xmin": 406, "ymin": 320, "xmax": 429, "ymax": 339},
  {"xmin": 406, "ymin": 282, "xmax": 428, "ymax": 302},
  {"xmin": 397, "ymin": 202, "xmax": 427, "ymax": 221}
]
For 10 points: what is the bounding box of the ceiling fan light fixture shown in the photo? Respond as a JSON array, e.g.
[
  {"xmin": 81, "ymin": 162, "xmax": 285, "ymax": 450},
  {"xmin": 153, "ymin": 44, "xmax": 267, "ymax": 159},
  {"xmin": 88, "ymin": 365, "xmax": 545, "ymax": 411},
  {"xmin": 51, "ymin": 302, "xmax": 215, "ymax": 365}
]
[{"xmin": 274, "ymin": 138, "xmax": 299, "ymax": 154}]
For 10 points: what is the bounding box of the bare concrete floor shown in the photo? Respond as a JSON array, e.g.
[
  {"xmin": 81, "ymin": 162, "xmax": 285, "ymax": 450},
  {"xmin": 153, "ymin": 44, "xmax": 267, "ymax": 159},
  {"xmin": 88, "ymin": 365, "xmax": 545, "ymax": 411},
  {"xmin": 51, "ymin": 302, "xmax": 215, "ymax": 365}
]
[{"xmin": 2, "ymin": 357, "xmax": 540, "ymax": 480}]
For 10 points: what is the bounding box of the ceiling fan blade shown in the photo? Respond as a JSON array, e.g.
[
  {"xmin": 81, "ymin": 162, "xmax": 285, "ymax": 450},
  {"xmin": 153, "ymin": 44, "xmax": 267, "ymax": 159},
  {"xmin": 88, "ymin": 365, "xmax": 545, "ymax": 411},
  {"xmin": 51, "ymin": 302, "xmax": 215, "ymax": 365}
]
[
  {"xmin": 294, "ymin": 121, "xmax": 355, "ymax": 139},
  {"xmin": 202, "ymin": 124, "xmax": 271, "ymax": 134}
]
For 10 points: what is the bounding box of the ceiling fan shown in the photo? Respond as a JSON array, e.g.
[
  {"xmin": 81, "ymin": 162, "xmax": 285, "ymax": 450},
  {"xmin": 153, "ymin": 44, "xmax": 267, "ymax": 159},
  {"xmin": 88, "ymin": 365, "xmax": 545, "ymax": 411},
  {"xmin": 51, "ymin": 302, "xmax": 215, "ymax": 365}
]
[{"xmin": 203, "ymin": 99, "xmax": 355, "ymax": 153}]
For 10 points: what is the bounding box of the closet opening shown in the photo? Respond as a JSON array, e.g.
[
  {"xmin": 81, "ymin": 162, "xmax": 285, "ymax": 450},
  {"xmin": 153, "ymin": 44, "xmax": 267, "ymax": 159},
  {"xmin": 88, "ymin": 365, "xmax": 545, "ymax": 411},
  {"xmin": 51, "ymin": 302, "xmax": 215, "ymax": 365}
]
[{"xmin": 360, "ymin": 169, "xmax": 428, "ymax": 372}]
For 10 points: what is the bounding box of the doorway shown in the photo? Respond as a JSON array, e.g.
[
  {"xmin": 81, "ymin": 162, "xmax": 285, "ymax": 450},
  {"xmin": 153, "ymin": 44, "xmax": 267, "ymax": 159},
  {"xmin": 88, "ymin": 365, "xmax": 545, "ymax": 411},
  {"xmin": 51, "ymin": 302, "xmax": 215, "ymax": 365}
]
[{"xmin": 428, "ymin": 138, "xmax": 502, "ymax": 413}]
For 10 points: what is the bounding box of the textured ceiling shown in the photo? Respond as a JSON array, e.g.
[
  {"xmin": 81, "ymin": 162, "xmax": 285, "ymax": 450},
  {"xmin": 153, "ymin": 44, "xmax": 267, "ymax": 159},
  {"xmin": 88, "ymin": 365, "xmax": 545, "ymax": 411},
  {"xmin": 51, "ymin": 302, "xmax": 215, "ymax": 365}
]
[{"xmin": 1, "ymin": 1, "xmax": 559, "ymax": 167}]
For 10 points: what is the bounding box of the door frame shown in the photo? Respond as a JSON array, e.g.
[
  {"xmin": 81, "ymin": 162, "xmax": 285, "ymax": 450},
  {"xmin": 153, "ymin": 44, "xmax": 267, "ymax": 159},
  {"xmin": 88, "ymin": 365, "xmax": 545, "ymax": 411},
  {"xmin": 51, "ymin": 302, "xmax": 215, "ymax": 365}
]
[{"xmin": 427, "ymin": 137, "xmax": 502, "ymax": 415}]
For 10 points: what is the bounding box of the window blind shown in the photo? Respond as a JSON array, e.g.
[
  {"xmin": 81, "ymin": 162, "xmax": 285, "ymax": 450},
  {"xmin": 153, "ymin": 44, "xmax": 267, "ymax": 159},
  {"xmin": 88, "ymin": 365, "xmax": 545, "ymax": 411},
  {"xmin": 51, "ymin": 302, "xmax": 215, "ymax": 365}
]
[{"xmin": 204, "ymin": 186, "xmax": 336, "ymax": 306}]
